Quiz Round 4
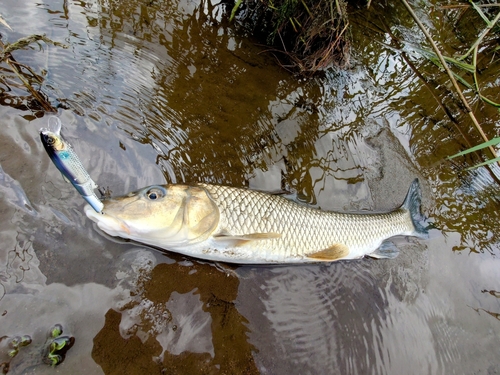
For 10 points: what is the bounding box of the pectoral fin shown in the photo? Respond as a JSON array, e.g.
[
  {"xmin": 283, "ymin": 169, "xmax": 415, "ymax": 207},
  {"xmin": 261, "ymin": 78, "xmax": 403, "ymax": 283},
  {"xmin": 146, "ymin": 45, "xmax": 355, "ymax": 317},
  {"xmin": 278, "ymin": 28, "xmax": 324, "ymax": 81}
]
[
  {"xmin": 213, "ymin": 232, "xmax": 281, "ymax": 247},
  {"xmin": 307, "ymin": 244, "xmax": 349, "ymax": 261}
]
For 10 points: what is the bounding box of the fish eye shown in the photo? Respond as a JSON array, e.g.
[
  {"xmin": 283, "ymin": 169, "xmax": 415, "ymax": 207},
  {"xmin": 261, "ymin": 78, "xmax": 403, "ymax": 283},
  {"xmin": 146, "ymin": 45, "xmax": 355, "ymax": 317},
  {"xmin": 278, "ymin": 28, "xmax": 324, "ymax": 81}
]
[{"xmin": 146, "ymin": 187, "xmax": 165, "ymax": 200}]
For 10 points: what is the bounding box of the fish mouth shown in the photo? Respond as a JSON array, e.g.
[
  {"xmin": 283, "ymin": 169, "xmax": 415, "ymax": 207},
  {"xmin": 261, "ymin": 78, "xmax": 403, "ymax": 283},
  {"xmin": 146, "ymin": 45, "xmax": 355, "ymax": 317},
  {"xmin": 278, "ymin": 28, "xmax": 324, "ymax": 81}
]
[{"xmin": 84, "ymin": 204, "xmax": 131, "ymax": 237}]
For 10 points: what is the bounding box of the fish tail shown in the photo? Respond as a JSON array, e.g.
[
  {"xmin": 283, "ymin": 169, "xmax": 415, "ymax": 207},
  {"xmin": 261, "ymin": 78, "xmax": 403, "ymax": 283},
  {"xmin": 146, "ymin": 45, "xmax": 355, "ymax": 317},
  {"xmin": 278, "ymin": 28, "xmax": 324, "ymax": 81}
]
[{"xmin": 401, "ymin": 179, "xmax": 428, "ymax": 237}]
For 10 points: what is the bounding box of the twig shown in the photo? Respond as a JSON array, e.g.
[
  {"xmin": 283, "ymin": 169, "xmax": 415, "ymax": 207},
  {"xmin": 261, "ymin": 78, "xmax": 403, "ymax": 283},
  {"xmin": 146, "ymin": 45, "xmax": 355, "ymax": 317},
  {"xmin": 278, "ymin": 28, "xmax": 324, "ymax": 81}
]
[
  {"xmin": 439, "ymin": 4, "xmax": 500, "ymax": 9},
  {"xmin": 9, "ymin": 60, "xmax": 44, "ymax": 83},
  {"xmin": 400, "ymin": 0, "xmax": 499, "ymax": 164}
]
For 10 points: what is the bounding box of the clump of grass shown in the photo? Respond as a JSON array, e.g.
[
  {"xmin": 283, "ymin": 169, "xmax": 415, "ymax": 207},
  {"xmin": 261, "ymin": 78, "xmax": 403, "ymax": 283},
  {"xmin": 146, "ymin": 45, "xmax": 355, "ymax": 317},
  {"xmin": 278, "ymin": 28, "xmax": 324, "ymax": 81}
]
[
  {"xmin": 0, "ymin": 33, "xmax": 68, "ymax": 113},
  {"xmin": 230, "ymin": 0, "xmax": 350, "ymax": 75}
]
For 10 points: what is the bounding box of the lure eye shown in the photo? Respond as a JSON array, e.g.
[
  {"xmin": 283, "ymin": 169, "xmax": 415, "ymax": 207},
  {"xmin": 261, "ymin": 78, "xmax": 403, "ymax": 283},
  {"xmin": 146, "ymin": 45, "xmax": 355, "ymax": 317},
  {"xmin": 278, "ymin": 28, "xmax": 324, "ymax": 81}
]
[
  {"xmin": 146, "ymin": 187, "xmax": 165, "ymax": 200},
  {"xmin": 46, "ymin": 135, "xmax": 56, "ymax": 145}
]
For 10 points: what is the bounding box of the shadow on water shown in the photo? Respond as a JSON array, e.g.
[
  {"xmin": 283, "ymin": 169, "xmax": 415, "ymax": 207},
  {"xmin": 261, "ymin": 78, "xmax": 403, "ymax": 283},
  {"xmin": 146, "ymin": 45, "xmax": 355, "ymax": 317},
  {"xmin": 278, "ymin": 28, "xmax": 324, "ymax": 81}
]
[{"xmin": 0, "ymin": 0, "xmax": 500, "ymax": 374}]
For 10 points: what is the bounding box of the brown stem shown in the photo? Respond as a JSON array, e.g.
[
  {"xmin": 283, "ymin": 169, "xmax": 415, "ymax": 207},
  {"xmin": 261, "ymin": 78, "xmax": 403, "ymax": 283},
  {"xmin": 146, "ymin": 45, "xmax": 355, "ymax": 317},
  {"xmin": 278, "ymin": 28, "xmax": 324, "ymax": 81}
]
[{"xmin": 5, "ymin": 58, "xmax": 56, "ymax": 112}]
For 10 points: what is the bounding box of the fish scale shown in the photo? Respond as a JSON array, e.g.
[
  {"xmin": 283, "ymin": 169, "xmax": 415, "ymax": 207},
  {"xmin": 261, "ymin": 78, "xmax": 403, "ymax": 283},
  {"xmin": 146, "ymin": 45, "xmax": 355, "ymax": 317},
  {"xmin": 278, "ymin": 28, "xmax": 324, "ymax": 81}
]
[{"xmin": 197, "ymin": 183, "xmax": 416, "ymax": 261}]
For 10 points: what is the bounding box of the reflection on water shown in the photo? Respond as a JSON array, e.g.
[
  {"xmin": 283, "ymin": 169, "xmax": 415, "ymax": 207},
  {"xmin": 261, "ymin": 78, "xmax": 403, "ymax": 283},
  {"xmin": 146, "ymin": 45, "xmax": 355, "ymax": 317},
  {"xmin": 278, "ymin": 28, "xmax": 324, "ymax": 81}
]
[
  {"xmin": 472, "ymin": 290, "xmax": 500, "ymax": 322},
  {"xmin": 93, "ymin": 260, "xmax": 258, "ymax": 374},
  {"xmin": 0, "ymin": 167, "xmax": 45, "ymax": 302},
  {"xmin": 236, "ymin": 240, "xmax": 434, "ymax": 375},
  {"xmin": 0, "ymin": 0, "xmax": 499, "ymax": 374}
]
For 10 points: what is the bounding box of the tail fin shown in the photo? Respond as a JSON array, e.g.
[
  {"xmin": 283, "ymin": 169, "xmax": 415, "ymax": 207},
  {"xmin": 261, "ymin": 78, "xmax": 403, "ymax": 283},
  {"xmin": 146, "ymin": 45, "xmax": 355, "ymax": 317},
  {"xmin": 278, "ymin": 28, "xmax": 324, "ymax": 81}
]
[{"xmin": 401, "ymin": 179, "xmax": 428, "ymax": 237}]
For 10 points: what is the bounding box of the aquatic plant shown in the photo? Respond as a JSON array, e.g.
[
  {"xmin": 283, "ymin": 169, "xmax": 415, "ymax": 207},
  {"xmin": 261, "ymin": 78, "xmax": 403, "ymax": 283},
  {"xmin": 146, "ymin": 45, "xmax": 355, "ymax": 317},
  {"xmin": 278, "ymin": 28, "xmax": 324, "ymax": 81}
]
[
  {"xmin": 0, "ymin": 34, "xmax": 67, "ymax": 113},
  {"xmin": 229, "ymin": 0, "xmax": 350, "ymax": 74},
  {"xmin": 400, "ymin": 0, "xmax": 500, "ymax": 170},
  {"xmin": 448, "ymin": 137, "xmax": 500, "ymax": 170}
]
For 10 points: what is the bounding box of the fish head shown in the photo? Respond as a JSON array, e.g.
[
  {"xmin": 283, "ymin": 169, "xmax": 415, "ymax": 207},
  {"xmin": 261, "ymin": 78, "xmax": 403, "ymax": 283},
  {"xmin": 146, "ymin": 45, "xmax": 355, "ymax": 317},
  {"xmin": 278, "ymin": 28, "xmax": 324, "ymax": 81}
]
[{"xmin": 85, "ymin": 184, "xmax": 220, "ymax": 248}]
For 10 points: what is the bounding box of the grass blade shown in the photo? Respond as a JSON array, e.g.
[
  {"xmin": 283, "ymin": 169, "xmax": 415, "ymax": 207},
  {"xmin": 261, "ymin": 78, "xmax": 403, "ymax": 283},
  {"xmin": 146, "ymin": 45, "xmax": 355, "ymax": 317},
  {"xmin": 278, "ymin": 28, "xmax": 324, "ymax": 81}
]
[
  {"xmin": 480, "ymin": 94, "xmax": 500, "ymax": 108},
  {"xmin": 469, "ymin": 0, "xmax": 492, "ymax": 27},
  {"xmin": 0, "ymin": 14, "xmax": 12, "ymax": 30},
  {"xmin": 448, "ymin": 137, "xmax": 500, "ymax": 159},
  {"xmin": 230, "ymin": 0, "xmax": 244, "ymax": 22},
  {"xmin": 466, "ymin": 156, "xmax": 500, "ymax": 170},
  {"xmin": 414, "ymin": 46, "xmax": 475, "ymax": 72}
]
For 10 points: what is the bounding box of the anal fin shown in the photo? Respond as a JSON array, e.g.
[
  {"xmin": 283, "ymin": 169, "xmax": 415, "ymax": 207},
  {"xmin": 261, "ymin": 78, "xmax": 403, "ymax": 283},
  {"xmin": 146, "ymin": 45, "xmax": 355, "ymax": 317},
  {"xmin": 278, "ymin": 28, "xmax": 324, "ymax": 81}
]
[
  {"xmin": 368, "ymin": 241, "xmax": 400, "ymax": 259},
  {"xmin": 307, "ymin": 244, "xmax": 349, "ymax": 261}
]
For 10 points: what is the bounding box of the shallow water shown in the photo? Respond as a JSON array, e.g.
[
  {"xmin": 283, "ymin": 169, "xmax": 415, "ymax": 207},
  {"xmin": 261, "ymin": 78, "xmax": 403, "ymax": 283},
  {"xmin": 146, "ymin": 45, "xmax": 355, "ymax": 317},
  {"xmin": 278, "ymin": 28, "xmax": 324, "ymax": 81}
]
[{"xmin": 0, "ymin": 0, "xmax": 499, "ymax": 374}]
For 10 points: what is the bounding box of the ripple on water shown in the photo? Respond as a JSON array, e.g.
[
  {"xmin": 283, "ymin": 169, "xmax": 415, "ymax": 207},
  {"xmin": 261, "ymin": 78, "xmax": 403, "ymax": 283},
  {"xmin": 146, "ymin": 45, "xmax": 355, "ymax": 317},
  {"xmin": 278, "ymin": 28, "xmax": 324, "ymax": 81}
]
[
  {"xmin": 429, "ymin": 164, "xmax": 500, "ymax": 256},
  {"xmin": 427, "ymin": 311, "xmax": 463, "ymax": 374},
  {"xmin": 239, "ymin": 262, "xmax": 393, "ymax": 375}
]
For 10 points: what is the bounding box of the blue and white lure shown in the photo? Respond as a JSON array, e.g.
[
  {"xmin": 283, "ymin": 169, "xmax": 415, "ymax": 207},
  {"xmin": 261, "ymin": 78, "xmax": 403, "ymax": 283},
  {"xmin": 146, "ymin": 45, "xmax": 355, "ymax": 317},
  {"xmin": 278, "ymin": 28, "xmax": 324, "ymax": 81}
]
[{"xmin": 40, "ymin": 117, "xmax": 103, "ymax": 213}]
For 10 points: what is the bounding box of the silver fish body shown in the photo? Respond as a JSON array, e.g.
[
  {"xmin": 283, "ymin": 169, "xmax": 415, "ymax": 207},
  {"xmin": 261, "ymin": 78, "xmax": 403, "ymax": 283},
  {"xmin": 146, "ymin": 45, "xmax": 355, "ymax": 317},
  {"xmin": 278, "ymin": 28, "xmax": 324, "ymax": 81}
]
[
  {"xmin": 85, "ymin": 180, "xmax": 426, "ymax": 264},
  {"xmin": 40, "ymin": 118, "xmax": 103, "ymax": 213}
]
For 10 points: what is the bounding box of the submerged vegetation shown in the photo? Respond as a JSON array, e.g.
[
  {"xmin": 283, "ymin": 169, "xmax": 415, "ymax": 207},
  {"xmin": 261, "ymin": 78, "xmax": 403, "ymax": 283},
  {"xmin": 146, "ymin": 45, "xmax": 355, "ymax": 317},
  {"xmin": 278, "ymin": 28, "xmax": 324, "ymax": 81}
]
[
  {"xmin": 229, "ymin": 0, "xmax": 350, "ymax": 74},
  {"xmin": 400, "ymin": 0, "xmax": 500, "ymax": 170},
  {"xmin": 0, "ymin": 34, "xmax": 67, "ymax": 114},
  {"xmin": 350, "ymin": 1, "xmax": 500, "ymax": 172}
]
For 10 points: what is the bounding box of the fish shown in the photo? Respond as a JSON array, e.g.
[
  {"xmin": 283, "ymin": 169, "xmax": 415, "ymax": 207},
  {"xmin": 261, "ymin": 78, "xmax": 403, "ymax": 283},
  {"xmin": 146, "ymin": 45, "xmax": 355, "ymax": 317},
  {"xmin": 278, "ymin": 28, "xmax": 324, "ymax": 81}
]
[
  {"xmin": 84, "ymin": 179, "xmax": 427, "ymax": 264},
  {"xmin": 40, "ymin": 117, "xmax": 104, "ymax": 213}
]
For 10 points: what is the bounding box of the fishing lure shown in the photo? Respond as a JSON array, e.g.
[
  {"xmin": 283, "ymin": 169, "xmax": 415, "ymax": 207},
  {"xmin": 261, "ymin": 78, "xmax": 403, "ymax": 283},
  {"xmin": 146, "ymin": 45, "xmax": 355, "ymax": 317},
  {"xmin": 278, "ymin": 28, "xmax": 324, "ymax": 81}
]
[{"xmin": 40, "ymin": 117, "xmax": 103, "ymax": 213}]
